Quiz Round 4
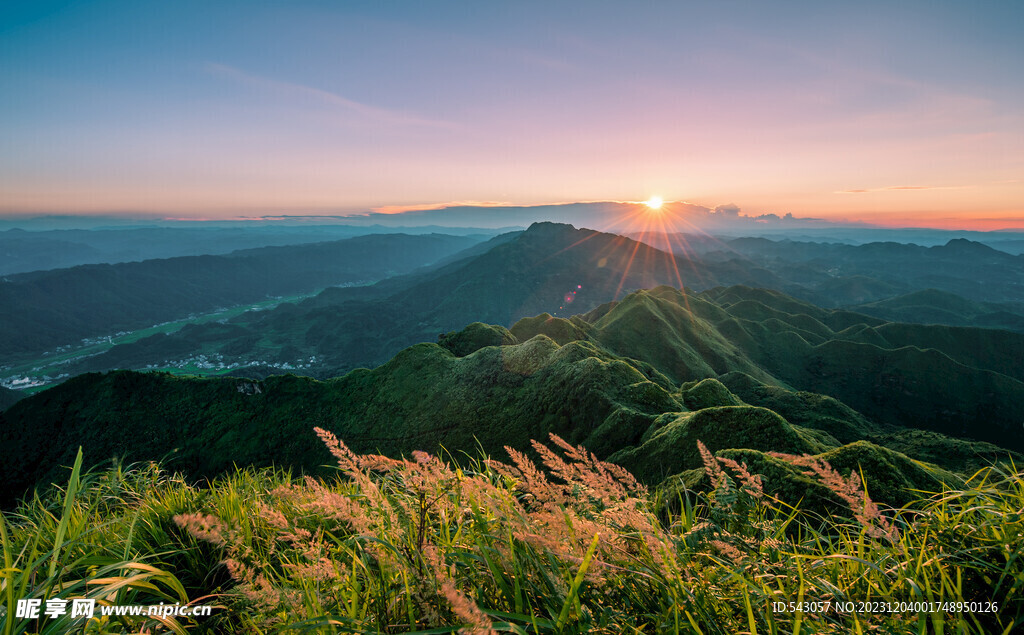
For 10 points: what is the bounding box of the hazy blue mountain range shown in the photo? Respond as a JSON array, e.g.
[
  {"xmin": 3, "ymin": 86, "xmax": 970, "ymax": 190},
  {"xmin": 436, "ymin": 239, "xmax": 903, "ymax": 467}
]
[
  {"xmin": 5, "ymin": 220, "xmax": 1022, "ymax": 382},
  {"xmin": 4, "ymin": 203, "xmax": 1022, "ymax": 276},
  {"xmin": 0, "ymin": 233, "xmax": 483, "ymax": 359},
  {"xmin": 634, "ymin": 233, "xmax": 1024, "ymax": 329},
  {"xmin": 670, "ymin": 235, "xmax": 1024, "ymax": 306},
  {"xmin": 848, "ymin": 289, "xmax": 1024, "ymax": 331},
  {"xmin": 0, "ymin": 224, "xmax": 504, "ymax": 275}
]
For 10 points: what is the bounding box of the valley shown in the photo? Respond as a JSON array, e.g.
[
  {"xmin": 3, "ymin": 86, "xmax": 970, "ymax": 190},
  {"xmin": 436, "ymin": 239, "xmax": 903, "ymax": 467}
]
[{"xmin": 0, "ymin": 285, "xmax": 341, "ymax": 394}]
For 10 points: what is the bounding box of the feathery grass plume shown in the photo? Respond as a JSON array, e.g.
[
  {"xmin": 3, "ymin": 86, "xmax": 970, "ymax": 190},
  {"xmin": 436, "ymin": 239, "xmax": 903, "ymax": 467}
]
[
  {"xmin": 547, "ymin": 432, "xmax": 591, "ymax": 464},
  {"xmin": 697, "ymin": 439, "xmax": 745, "ymax": 523},
  {"xmin": 530, "ymin": 434, "xmax": 647, "ymax": 512},
  {"xmin": 531, "ymin": 438, "xmax": 577, "ymax": 485},
  {"xmin": 314, "ymin": 425, "xmax": 360, "ymax": 472},
  {"xmin": 548, "ymin": 432, "xmax": 647, "ymax": 500},
  {"xmin": 257, "ymin": 501, "xmax": 290, "ymax": 532},
  {"xmin": 494, "ymin": 438, "xmax": 673, "ymax": 587},
  {"xmin": 422, "ymin": 546, "xmax": 497, "ymax": 635},
  {"xmin": 770, "ymin": 452, "xmax": 899, "ymax": 542},
  {"xmin": 715, "ymin": 455, "xmax": 764, "ymax": 499},
  {"xmin": 173, "ymin": 513, "xmax": 234, "ymax": 548},
  {"xmin": 296, "ymin": 475, "xmax": 376, "ymax": 535},
  {"xmin": 405, "ymin": 449, "xmax": 460, "ymax": 510},
  {"xmin": 697, "ymin": 440, "xmax": 726, "ymax": 489},
  {"xmin": 708, "ymin": 539, "xmax": 746, "ymax": 565},
  {"xmin": 175, "ymin": 509, "xmax": 301, "ymax": 619},
  {"xmin": 312, "ymin": 427, "xmax": 405, "ymax": 540},
  {"xmin": 255, "ymin": 502, "xmax": 336, "ymax": 582},
  {"xmin": 514, "ymin": 506, "xmax": 612, "ymax": 579},
  {"xmin": 595, "ymin": 459, "xmax": 646, "ymax": 496},
  {"xmin": 223, "ymin": 557, "xmax": 283, "ymax": 611},
  {"xmin": 503, "ymin": 445, "xmax": 563, "ymax": 506}
]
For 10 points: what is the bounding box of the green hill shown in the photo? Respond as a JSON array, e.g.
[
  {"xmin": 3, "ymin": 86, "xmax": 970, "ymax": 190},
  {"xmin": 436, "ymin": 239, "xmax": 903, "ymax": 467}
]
[
  {"xmin": 851, "ymin": 288, "xmax": 1024, "ymax": 331},
  {"xmin": 6, "ymin": 280, "xmax": 1020, "ymax": 508},
  {"xmin": 0, "ymin": 334, "xmax": 683, "ymax": 505},
  {"xmin": 608, "ymin": 405, "xmax": 820, "ymax": 484},
  {"xmin": 0, "ymin": 386, "xmax": 22, "ymax": 411},
  {"xmin": 5, "ymin": 224, "xmax": 1023, "ymax": 513},
  {"xmin": 677, "ymin": 440, "xmax": 960, "ymax": 511}
]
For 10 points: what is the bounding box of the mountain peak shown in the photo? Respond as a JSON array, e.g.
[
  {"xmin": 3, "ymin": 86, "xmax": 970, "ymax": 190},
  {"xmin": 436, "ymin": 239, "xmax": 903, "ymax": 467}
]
[
  {"xmin": 523, "ymin": 221, "xmax": 580, "ymax": 235},
  {"xmin": 937, "ymin": 238, "xmax": 998, "ymax": 255}
]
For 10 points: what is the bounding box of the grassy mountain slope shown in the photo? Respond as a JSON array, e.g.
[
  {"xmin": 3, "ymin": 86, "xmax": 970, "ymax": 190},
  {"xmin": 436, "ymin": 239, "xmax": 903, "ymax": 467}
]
[
  {"xmin": 0, "ymin": 385, "xmax": 22, "ymax": 411},
  {"xmin": 5, "ymin": 280, "xmax": 1020, "ymax": 508},
  {"xmin": 695, "ymin": 440, "xmax": 959, "ymax": 510},
  {"xmin": 0, "ymin": 334, "xmax": 684, "ymax": 505},
  {"xmin": 608, "ymin": 405, "xmax": 820, "ymax": 484},
  {"xmin": 693, "ymin": 286, "xmax": 1024, "ymax": 448}
]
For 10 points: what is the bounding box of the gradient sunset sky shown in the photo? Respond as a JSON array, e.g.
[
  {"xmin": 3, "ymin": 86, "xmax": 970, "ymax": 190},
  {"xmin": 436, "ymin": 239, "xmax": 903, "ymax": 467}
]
[{"xmin": 2, "ymin": 1, "xmax": 1022, "ymax": 229}]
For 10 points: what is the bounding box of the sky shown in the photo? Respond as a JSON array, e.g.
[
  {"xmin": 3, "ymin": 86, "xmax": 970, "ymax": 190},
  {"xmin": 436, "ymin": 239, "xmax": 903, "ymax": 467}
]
[{"xmin": 2, "ymin": 0, "xmax": 1023, "ymax": 230}]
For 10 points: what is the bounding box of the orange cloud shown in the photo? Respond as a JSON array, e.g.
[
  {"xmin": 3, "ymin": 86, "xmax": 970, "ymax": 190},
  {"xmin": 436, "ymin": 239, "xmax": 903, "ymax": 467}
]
[{"xmin": 370, "ymin": 200, "xmax": 513, "ymax": 215}]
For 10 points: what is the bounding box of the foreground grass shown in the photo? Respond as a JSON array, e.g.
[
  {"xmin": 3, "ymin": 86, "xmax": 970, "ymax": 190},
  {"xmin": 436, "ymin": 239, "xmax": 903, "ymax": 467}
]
[{"xmin": 1, "ymin": 433, "xmax": 1022, "ymax": 634}]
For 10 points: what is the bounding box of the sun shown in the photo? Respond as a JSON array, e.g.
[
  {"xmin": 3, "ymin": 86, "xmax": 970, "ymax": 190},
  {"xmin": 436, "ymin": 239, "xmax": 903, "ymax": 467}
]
[{"xmin": 644, "ymin": 196, "xmax": 664, "ymax": 211}]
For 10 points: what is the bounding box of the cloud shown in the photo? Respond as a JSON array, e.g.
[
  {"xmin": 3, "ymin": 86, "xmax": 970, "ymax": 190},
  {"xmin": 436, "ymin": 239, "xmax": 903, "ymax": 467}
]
[
  {"xmin": 836, "ymin": 185, "xmax": 973, "ymax": 194},
  {"xmin": 205, "ymin": 62, "xmax": 457, "ymax": 129},
  {"xmin": 712, "ymin": 203, "xmax": 741, "ymax": 216},
  {"xmin": 371, "ymin": 200, "xmax": 512, "ymax": 215}
]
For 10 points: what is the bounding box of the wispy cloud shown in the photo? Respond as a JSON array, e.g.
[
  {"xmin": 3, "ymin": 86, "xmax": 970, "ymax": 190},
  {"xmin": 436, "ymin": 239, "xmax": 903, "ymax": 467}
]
[
  {"xmin": 836, "ymin": 185, "xmax": 974, "ymax": 194},
  {"xmin": 371, "ymin": 201, "xmax": 513, "ymax": 215},
  {"xmin": 205, "ymin": 62, "xmax": 457, "ymax": 129}
]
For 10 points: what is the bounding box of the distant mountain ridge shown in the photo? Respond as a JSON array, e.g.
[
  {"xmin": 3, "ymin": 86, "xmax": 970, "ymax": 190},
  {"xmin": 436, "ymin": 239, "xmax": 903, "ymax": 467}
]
[
  {"xmin": 62, "ymin": 223, "xmax": 799, "ymax": 377},
  {"xmin": 693, "ymin": 236, "xmax": 1024, "ymax": 307},
  {"xmin": 633, "ymin": 233, "xmax": 1024, "ymax": 328},
  {"xmin": 848, "ymin": 289, "xmax": 1024, "ymax": 331},
  {"xmin": 15, "ymin": 223, "xmax": 1023, "ymax": 389},
  {"xmin": 0, "ymin": 224, "xmax": 507, "ymax": 275},
  {"xmin": 0, "ymin": 233, "xmax": 483, "ymax": 359}
]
